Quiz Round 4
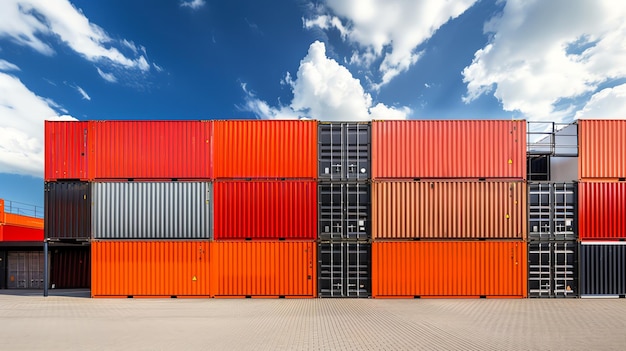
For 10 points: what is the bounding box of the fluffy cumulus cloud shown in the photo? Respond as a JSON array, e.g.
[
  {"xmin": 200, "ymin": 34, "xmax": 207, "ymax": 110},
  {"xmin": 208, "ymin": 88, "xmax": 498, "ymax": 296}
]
[
  {"xmin": 243, "ymin": 41, "xmax": 410, "ymax": 121},
  {"xmin": 0, "ymin": 69, "xmax": 76, "ymax": 177},
  {"xmin": 575, "ymin": 84, "xmax": 626, "ymax": 119},
  {"xmin": 305, "ymin": 0, "xmax": 478, "ymax": 88},
  {"xmin": 463, "ymin": 0, "xmax": 626, "ymax": 121},
  {"xmin": 0, "ymin": 0, "xmax": 152, "ymax": 80}
]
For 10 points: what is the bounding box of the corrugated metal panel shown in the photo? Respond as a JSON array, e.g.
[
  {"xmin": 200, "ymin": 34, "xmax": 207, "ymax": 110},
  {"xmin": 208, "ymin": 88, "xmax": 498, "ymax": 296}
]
[
  {"xmin": 91, "ymin": 241, "xmax": 210, "ymax": 297},
  {"xmin": 371, "ymin": 241, "xmax": 527, "ymax": 298},
  {"xmin": 528, "ymin": 183, "xmax": 576, "ymax": 241},
  {"xmin": 318, "ymin": 242, "xmax": 370, "ymax": 297},
  {"xmin": 213, "ymin": 180, "xmax": 317, "ymax": 240},
  {"xmin": 213, "ymin": 120, "xmax": 317, "ymax": 179},
  {"xmin": 92, "ymin": 182, "xmax": 212, "ymax": 240},
  {"xmin": 579, "ymin": 120, "xmax": 626, "ymax": 179},
  {"xmin": 45, "ymin": 182, "xmax": 91, "ymax": 240},
  {"xmin": 578, "ymin": 182, "xmax": 626, "ymax": 240},
  {"xmin": 528, "ymin": 241, "xmax": 578, "ymax": 298},
  {"xmin": 44, "ymin": 121, "xmax": 91, "ymax": 181},
  {"xmin": 212, "ymin": 241, "xmax": 316, "ymax": 297},
  {"xmin": 371, "ymin": 120, "xmax": 526, "ymax": 179},
  {"xmin": 319, "ymin": 183, "xmax": 370, "ymax": 241},
  {"xmin": 0, "ymin": 225, "xmax": 43, "ymax": 242},
  {"xmin": 580, "ymin": 243, "xmax": 626, "ymax": 296},
  {"xmin": 92, "ymin": 121, "xmax": 212, "ymax": 180},
  {"xmin": 7, "ymin": 251, "xmax": 45, "ymax": 289},
  {"xmin": 50, "ymin": 247, "xmax": 90, "ymax": 289},
  {"xmin": 372, "ymin": 180, "xmax": 526, "ymax": 240},
  {"xmin": 318, "ymin": 122, "xmax": 370, "ymax": 181}
]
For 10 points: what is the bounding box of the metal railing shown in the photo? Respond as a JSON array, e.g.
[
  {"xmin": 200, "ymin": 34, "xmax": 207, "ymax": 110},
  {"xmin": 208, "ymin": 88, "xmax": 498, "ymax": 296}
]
[
  {"xmin": 2, "ymin": 200, "xmax": 44, "ymax": 218},
  {"xmin": 527, "ymin": 122, "xmax": 578, "ymax": 157}
]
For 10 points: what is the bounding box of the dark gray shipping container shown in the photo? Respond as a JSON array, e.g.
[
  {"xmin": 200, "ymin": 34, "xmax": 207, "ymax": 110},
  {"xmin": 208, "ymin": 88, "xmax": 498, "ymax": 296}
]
[
  {"xmin": 6, "ymin": 251, "xmax": 45, "ymax": 289},
  {"xmin": 529, "ymin": 182, "xmax": 576, "ymax": 241},
  {"xmin": 92, "ymin": 182, "xmax": 212, "ymax": 240},
  {"xmin": 528, "ymin": 241, "xmax": 577, "ymax": 298},
  {"xmin": 318, "ymin": 242, "xmax": 370, "ymax": 298},
  {"xmin": 318, "ymin": 122, "xmax": 370, "ymax": 181},
  {"xmin": 580, "ymin": 243, "xmax": 626, "ymax": 297},
  {"xmin": 319, "ymin": 183, "xmax": 370, "ymax": 241},
  {"xmin": 45, "ymin": 181, "xmax": 91, "ymax": 240}
]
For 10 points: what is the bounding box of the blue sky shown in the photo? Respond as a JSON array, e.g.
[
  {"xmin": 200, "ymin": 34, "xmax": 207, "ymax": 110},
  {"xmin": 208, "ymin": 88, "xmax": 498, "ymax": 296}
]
[{"xmin": 1, "ymin": 0, "xmax": 625, "ymax": 209}]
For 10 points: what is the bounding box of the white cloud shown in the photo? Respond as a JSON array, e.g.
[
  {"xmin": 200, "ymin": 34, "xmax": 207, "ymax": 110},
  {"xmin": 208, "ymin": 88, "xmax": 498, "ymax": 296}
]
[
  {"xmin": 575, "ymin": 84, "xmax": 626, "ymax": 119},
  {"xmin": 0, "ymin": 59, "xmax": 20, "ymax": 71},
  {"xmin": 463, "ymin": 0, "xmax": 626, "ymax": 121},
  {"xmin": 97, "ymin": 68, "xmax": 117, "ymax": 83},
  {"xmin": 75, "ymin": 85, "xmax": 91, "ymax": 100},
  {"xmin": 305, "ymin": 0, "xmax": 478, "ymax": 88},
  {"xmin": 180, "ymin": 0, "xmax": 206, "ymax": 10},
  {"xmin": 0, "ymin": 0, "xmax": 151, "ymax": 80},
  {"xmin": 0, "ymin": 72, "xmax": 76, "ymax": 177},
  {"xmin": 242, "ymin": 41, "xmax": 410, "ymax": 121}
]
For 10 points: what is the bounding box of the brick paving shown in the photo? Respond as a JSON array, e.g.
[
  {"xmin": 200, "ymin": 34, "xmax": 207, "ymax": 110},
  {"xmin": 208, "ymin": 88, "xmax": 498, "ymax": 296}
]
[{"xmin": 1, "ymin": 290, "xmax": 625, "ymax": 350}]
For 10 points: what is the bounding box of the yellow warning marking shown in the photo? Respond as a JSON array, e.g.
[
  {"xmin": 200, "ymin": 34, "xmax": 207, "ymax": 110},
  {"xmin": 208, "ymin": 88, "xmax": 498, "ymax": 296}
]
[
  {"xmin": 505, "ymin": 214, "xmax": 510, "ymax": 219},
  {"xmin": 192, "ymin": 276, "xmax": 197, "ymax": 281},
  {"xmin": 508, "ymin": 159, "xmax": 513, "ymax": 164}
]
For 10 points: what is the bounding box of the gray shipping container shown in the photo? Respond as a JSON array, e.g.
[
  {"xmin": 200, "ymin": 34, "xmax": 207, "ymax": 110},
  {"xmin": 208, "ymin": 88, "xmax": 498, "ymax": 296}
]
[
  {"xmin": 580, "ymin": 242, "xmax": 626, "ymax": 297},
  {"xmin": 319, "ymin": 182, "xmax": 370, "ymax": 241},
  {"xmin": 7, "ymin": 251, "xmax": 45, "ymax": 289},
  {"xmin": 529, "ymin": 182, "xmax": 576, "ymax": 241},
  {"xmin": 318, "ymin": 242, "xmax": 370, "ymax": 298},
  {"xmin": 528, "ymin": 241, "xmax": 577, "ymax": 298},
  {"xmin": 318, "ymin": 122, "xmax": 370, "ymax": 181},
  {"xmin": 92, "ymin": 182, "xmax": 212, "ymax": 240}
]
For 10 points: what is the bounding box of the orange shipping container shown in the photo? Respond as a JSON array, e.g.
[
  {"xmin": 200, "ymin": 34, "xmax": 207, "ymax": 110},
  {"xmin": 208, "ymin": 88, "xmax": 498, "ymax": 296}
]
[
  {"xmin": 372, "ymin": 180, "xmax": 526, "ymax": 240},
  {"xmin": 212, "ymin": 241, "xmax": 316, "ymax": 298},
  {"xmin": 91, "ymin": 241, "xmax": 210, "ymax": 298},
  {"xmin": 371, "ymin": 120, "xmax": 526, "ymax": 179},
  {"xmin": 213, "ymin": 120, "xmax": 317, "ymax": 179},
  {"xmin": 372, "ymin": 241, "xmax": 527, "ymax": 298},
  {"xmin": 578, "ymin": 120, "xmax": 626, "ymax": 180}
]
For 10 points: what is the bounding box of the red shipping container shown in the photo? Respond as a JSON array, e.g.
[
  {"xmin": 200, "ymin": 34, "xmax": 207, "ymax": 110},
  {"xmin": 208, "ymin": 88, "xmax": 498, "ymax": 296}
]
[
  {"xmin": 212, "ymin": 241, "xmax": 316, "ymax": 298},
  {"xmin": 372, "ymin": 241, "xmax": 527, "ymax": 298},
  {"xmin": 213, "ymin": 180, "xmax": 317, "ymax": 240},
  {"xmin": 44, "ymin": 121, "xmax": 92, "ymax": 181},
  {"xmin": 371, "ymin": 120, "xmax": 526, "ymax": 179},
  {"xmin": 579, "ymin": 120, "xmax": 626, "ymax": 180},
  {"xmin": 92, "ymin": 121, "xmax": 212, "ymax": 179},
  {"xmin": 579, "ymin": 182, "xmax": 626, "ymax": 240},
  {"xmin": 91, "ymin": 241, "xmax": 210, "ymax": 297},
  {"xmin": 213, "ymin": 120, "xmax": 317, "ymax": 179},
  {"xmin": 0, "ymin": 224, "xmax": 43, "ymax": 242}
]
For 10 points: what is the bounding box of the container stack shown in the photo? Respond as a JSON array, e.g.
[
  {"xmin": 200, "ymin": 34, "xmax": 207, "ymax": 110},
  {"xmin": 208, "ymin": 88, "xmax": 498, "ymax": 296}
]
[
  {"xmin": 44, "ymin": 122, "xmax": 92, "ymax": 289},
  {"xmin": 317, "ymin": 122, "xmax": 371, "ymax": 297},
  {"xmin": 578, "ymin": 120, "xmax": 626, "ymax": 297},
  {"xmin": 211, "ymin": 121, "xmax": 317, "ymax": 298},
  {"xmin": 370, "ymin": 120, "xmax": 528, "ymax": 298},
  {"xmin": 87, "ymin": 121, "xmax": 213, "ymax": 297}
]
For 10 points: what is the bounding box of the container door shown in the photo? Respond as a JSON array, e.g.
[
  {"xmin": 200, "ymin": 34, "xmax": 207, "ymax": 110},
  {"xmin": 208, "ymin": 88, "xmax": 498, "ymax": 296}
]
[
  {"xmin": 318, "ymin": 242, "xmax": 370, "ymax": 298},
  {"xmin": 0, "ymin": 251, "xmax": 6, "ymax": 289},
  {"xmin": 7, "ymin": 252, "xmax": 27, "ymax": 288},
  {"xmin": 345, "ymin": 123, "xmax": 370, "ymax": 181}
]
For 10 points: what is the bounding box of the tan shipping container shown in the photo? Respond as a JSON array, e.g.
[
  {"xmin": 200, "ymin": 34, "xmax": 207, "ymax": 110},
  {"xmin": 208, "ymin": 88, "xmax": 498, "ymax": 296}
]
[
  {"xmin": 372, "ymin": 180, "xmax": 526, "ymax": 240},
  {"xmin": 372, "ymin": 241, "xmax": 527, "ymax": 298},
  {"xmin": 212, "ymin": 241, "xmax": 316, "ymax": 298},
  {"xmin": 578, "ymin": 119, "xmax": 626, "ymax": 180}
]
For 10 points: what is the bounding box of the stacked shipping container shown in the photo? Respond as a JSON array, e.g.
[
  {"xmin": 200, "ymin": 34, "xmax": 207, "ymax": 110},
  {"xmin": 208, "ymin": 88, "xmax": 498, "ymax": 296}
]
[
  {"xmin": 317, "ymin": 123, "xmax": 371, "ymax": 297},
  {"xmin": 577, "ymin": 120, "xmax": 626, "ymax": 297},
  {"xmin": 371, "ymin": 120, "xmax": 528, "ymax": 298},
  {"xmin": 212, "ymin": 121, "xmax": 317, "ymax": 297}
]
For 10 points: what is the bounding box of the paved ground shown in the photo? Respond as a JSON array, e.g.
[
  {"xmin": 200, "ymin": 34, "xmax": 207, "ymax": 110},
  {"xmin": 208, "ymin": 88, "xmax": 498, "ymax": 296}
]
[{"xmin": 1, "ymin": 290, "xmax": 625, "ymax": 350}]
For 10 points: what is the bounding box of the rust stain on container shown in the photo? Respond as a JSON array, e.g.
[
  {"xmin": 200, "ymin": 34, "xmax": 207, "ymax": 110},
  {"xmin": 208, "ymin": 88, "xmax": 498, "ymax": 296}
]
[
  {"xmin": 92, "ymin": 121, "xmax": 213, "ymax": 180},
  {"xmin": 372, "ymin": 241, "xmax": 527, "ymax": 298},
  {"xmin": 213, "ymin": 120, "xmax": 317, "ymax": 179},
  {"xmin": 211, "ymin": 241, "xmax": 316, "ymax": 298},
  {"xmin": 44, "ymin": 121, "xmax": 92, "ymax": 181},
  {"xmin": 91, "ymin": 241, "xmax": 210, "ymax": 297},
  {"xmin": 579, "ymin": 120, "xmax": 626, "ymax": 180},
  {"xmin": 579, "ymin": 182, "xmax": 626, "ymax": 240},
  {"xmin": 213, "ymin": 180, "xmax": 317, "ymax": 240},
  {"xmin": 371, "ymin": 120, "xmax": 526, "ymax": 179},
  {"xmin": 372, "ymin": 180, "xmax": 526, "ymax": 240}
]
